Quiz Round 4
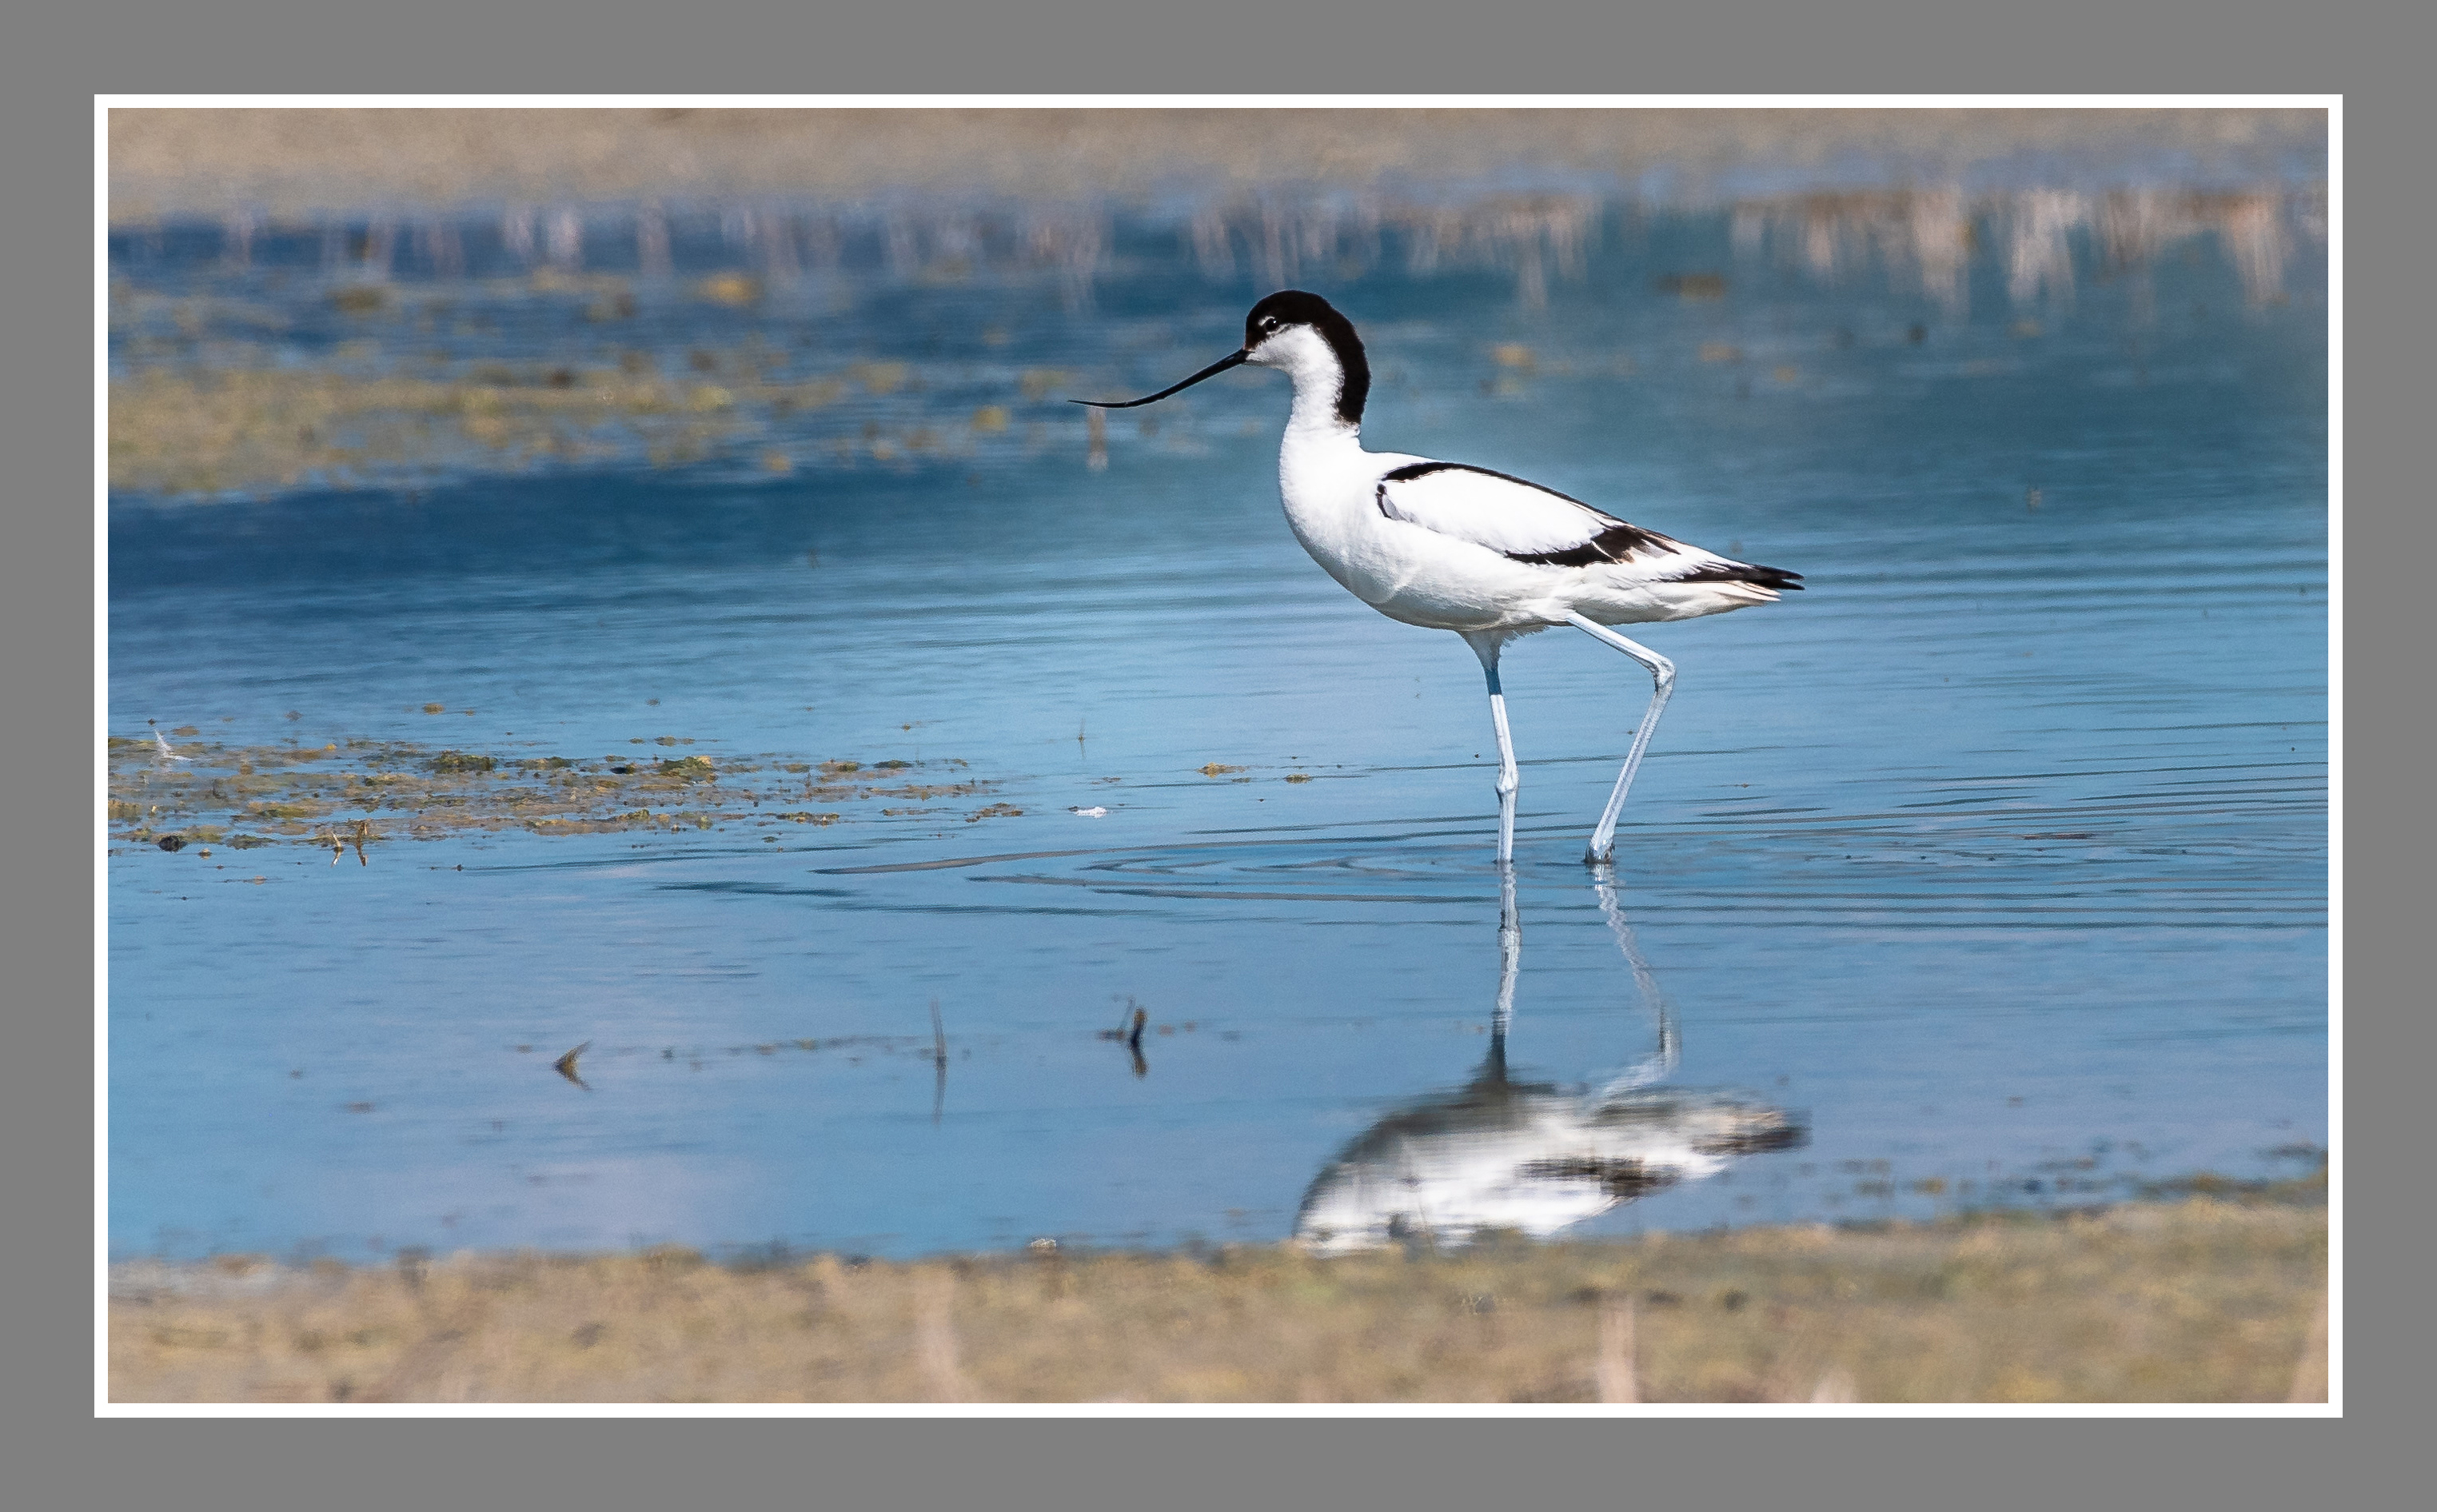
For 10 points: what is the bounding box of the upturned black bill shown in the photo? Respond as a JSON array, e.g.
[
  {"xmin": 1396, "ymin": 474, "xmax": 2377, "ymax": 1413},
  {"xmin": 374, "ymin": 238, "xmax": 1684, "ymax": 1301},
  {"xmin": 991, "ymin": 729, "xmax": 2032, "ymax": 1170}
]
[{"xmin": 1072, "ymin": 349, "xmax": 1248, "ymax": 409}]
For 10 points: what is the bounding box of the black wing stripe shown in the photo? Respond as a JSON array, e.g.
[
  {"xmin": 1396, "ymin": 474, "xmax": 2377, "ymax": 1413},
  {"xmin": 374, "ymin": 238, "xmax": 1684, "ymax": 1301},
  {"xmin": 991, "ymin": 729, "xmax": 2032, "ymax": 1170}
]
[
  {"xmin": 1378, "ymin": 461, "xmax": 1801, "ymax": 585},
  {"xmin": 1661, "ymin": 563, "xmax": 1806, "ymax": 590},
  {"xmin": 1506, "ymin": 523, "xmax": 1672, "ymax": 567}
]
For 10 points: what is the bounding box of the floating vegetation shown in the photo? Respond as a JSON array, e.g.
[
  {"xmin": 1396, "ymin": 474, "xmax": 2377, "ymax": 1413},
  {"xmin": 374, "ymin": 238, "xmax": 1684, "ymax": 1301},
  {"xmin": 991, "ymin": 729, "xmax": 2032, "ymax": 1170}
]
[
  {"xmin": 106, "ymin": 735, "xmax": 1000, "ymax": 853},
  {"xmin": 105, "ymin": 358, "xmax": 886, "ymax": 498},
  {"xmin": 105, "ymin": 265, "xmax": 1098, "ymax": 497},
  {"xmin": 696, "ymin": 272, "xmax": 760, "ymax": 307}
]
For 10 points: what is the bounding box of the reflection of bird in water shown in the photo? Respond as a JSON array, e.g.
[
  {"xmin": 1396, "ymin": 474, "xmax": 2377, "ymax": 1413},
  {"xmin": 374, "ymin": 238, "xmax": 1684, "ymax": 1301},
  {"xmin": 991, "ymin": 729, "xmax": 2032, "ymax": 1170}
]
[
  {"xmin": 1079, "ymin": 291, "xmax": 1799, "ymax": 864},
  {"xmin": 1294, "ymin": 870, "xmax": 1804, "ymax": 1255}
]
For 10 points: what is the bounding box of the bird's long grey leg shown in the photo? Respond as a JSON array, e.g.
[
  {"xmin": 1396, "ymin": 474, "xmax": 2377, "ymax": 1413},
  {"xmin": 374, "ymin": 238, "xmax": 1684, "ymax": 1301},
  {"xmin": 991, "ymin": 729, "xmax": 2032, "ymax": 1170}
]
[
  {"xmin": 1589, "ymin": 866, "xmax": 1678, "ymax": 1100},
  {"xmin": 1566, "ymin": 612, "xmax": 1676, "ymax": 866},
  {"xmin": 1461, "ymin": 632, "xmax": 1521, "ymax": 864}
]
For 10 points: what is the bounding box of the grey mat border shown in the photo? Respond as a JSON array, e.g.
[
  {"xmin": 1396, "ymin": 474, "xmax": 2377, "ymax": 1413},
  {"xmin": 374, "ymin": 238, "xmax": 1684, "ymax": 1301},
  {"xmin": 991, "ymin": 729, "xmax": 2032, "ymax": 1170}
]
[{"xmin": 9, "ymin": 0, "xmax": 2408, "ymax": 1508}]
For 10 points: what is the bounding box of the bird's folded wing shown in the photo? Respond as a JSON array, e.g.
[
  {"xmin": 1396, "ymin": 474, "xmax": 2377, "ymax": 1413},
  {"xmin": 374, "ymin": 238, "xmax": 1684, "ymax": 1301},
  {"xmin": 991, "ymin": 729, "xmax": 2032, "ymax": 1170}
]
[
  {"xmin": 1375, "ymin": 461, "xmax": 1708, "ymax": 572},
  {"xmin": 1374, "ymin": 461, "xmax": 1804, "ymax": 588}
]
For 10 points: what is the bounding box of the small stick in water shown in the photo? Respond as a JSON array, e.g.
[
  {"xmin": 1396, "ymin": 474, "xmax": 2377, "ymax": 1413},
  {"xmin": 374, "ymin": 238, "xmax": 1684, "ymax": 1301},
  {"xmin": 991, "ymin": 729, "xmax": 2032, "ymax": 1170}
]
[
  {"xmin": 930, "ymin": 999, "xmax": 948, "ymax": 1124},
  {"xmin": 553, "ymin": 1041, "xmax": 592, "ymax": 1089}
]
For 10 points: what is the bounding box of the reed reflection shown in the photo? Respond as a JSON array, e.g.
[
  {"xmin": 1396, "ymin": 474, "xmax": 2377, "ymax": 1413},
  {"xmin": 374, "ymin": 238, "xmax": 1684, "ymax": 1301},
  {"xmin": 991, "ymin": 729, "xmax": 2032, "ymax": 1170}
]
[{"xmin": 1294, "ymin": 870, "xmax": 1805, "ymax": 1254}]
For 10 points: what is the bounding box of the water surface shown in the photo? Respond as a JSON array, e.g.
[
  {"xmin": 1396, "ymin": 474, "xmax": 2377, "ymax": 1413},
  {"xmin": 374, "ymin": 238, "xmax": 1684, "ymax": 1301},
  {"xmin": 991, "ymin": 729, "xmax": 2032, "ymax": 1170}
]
[{"xmin": 109, "ymin": 182, "xmax": 2328, "ymax": 1260}]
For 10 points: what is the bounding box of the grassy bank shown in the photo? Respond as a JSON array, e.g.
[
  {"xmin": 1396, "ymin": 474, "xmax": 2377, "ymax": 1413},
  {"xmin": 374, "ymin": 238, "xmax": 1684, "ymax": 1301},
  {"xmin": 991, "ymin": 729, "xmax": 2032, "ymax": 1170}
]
[{"xmin": 110, "ymin": 1191, "xmax": 2327, "ymax": 1404}]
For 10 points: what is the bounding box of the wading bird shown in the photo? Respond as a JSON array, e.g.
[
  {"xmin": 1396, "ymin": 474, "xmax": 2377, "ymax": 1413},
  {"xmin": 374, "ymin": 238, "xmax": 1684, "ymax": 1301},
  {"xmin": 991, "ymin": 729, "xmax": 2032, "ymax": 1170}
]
[{"xmin": 1080, "ymin": 291, "xmax": 1800, "ymax": 864}]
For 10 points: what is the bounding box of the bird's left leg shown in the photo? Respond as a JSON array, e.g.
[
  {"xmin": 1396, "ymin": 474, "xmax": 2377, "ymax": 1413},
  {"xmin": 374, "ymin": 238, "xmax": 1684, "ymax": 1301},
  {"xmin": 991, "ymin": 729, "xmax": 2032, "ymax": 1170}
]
[
  {"xmin": 1567, "ymin": 613, "xmax": 1675, "ymax": 866},
  {"xmin": 1461, "ymin": 632, "xmax": 1522, "ymax": 864}
]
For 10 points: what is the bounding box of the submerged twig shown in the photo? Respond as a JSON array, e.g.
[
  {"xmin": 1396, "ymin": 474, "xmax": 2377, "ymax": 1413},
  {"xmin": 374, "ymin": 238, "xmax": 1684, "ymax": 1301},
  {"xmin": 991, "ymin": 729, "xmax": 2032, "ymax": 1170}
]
[{"xmin": 930, "ymin": 999, "xmax": 948, "ymax": 1125}]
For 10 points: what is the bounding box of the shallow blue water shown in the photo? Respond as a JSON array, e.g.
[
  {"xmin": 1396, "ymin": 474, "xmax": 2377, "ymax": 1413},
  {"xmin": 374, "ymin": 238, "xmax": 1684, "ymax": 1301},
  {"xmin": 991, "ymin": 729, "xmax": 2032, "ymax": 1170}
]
[{"xmin": 109, "ymin": 189, "xmax": 2327, "ymax": 1260}]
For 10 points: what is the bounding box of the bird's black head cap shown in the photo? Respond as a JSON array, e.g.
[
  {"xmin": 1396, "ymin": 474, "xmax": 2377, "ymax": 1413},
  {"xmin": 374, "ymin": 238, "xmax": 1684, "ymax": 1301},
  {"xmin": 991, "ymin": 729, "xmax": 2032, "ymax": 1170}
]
[{"xmin": 1246, "ymin": 290, "xmax": 1370, "ymax": 425}]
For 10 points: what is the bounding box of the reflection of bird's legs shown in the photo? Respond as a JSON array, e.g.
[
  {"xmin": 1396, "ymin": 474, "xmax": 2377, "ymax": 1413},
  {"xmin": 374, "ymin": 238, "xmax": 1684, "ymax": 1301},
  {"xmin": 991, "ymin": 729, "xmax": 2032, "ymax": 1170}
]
[
  {"xmin": 1591, "ymin": 865, "xmax": 1678, "ymax": 1097},
  {"xmin": 1487, "ymin": 864, "xmax": 1520, "ymax": 1079}
]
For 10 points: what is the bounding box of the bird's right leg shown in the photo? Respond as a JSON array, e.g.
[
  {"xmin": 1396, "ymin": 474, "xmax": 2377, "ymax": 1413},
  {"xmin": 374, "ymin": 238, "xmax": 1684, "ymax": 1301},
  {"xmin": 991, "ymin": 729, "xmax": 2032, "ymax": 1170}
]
[
  {"xmin": 1462, "ymin": 632, "xmax": 1522, "ymax": 864},
  {"xmin": 1567, "ymin": 613, "xmax": 1676, "ymax": 866}
]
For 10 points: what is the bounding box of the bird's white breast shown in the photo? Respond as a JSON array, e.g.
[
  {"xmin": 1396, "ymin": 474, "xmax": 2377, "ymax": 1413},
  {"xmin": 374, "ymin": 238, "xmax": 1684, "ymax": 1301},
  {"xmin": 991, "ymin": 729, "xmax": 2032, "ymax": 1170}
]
[{"xmin": 1277, "ymin": 437, "xmax": 1568, "ymax": 632}]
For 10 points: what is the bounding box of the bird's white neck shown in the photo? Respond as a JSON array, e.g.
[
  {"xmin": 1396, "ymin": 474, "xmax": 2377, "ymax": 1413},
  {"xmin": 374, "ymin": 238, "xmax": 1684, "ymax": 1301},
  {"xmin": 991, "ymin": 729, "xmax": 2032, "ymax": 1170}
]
[
  {"xmin": 1271, "ymin": 343, "xmax": 1379, "ymax": 582},
  {"xmin": 1281, "ymin": 352, "xmax": 1363, "ymax": 450},
  {"xmin": 1286, "ymin": 382, "xmax": 1360, "ymax": 448},
  {"xmin": 1255, "ymin": 325, "xmax": 1366, "ymax": 451}
]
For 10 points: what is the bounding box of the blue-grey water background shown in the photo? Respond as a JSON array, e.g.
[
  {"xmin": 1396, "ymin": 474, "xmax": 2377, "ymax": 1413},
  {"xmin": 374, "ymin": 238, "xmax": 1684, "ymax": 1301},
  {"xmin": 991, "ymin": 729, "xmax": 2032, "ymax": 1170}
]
[{"xmin": 108, "ymin": 167, "xmax": 2328, "ymax": 1261}]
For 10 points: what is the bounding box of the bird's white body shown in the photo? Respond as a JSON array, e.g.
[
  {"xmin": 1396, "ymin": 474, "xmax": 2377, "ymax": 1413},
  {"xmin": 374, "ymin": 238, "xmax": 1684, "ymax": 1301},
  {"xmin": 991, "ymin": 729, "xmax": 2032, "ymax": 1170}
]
[
  {"xmin": 1262, "ymin": 329, "xmax": 1784, "ymax": 636},
  {"xmin": 1086, "ymin": 292, "xmax": 1800, "ymax": 864}
]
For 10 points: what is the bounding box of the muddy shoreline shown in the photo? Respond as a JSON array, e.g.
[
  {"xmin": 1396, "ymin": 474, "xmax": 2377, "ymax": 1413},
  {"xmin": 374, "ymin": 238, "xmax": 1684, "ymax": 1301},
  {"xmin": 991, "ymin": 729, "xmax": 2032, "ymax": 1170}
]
[{"xmin": 110, "ymin": 1185, "xmax": 2327, "ymax": 1404}]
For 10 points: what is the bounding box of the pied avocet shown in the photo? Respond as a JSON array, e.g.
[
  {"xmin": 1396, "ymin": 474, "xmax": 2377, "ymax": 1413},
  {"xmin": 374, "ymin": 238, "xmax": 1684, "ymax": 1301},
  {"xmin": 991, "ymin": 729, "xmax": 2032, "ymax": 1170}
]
[{"xmin": 1081, "ymin": 290, "xmax": 1801, "ymax": 864}]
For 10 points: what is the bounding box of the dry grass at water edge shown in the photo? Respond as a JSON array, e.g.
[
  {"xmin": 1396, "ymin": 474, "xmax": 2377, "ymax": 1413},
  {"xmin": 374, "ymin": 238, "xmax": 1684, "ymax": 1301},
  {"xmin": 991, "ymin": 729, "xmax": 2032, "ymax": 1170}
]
[{"xmin": 110, "ymin": 1193, "xmax": 2327, "ymax": 1404}]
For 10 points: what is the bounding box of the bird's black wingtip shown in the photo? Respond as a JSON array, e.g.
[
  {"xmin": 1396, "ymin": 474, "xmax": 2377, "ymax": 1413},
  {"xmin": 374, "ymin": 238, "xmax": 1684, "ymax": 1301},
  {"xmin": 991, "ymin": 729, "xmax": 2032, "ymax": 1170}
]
[{"xmin": 1656, "ymin": 561, "xmax": 1807, "ymax": 591}]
